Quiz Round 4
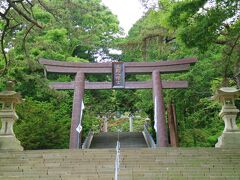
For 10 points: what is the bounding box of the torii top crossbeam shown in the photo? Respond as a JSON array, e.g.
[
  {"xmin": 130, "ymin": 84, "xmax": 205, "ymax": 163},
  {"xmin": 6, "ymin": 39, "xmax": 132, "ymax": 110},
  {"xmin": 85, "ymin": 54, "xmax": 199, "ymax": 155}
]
[
  {"xmin": 40, "ymin": 57, "xmax": 196, "ymax": 74},
  {"xmin": 39, "ymin": 57, "xmax": 197, "ymax": 149}
]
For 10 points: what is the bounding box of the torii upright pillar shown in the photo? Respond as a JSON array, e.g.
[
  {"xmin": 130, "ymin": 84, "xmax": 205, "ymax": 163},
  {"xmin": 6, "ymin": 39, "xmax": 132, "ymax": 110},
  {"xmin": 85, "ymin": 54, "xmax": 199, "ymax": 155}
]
[
  {"xmin": 70, "ymin": 72, "xmax": 85, "ymax": 149},
  {"xmin": 152, "ymin": 70, "xmax": 168, "ymax": 147}
]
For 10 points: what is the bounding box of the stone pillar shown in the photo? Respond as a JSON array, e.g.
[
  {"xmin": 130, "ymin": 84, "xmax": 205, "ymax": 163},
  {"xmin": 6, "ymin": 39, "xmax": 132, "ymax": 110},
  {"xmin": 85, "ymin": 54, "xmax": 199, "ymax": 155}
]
[
  {"xmin": 102, "ymin": 116, "xmax": 108, "ymax": 132},
  {"xmin": 0, "ymin": 81, "xmax": 23, "ymax": 151},
  {"xmin": 212, "ymin": 87, "xmax": 240, "ymax": 148},
  {"xmin": 129, "ymin": 114, "xmax": 133, "ymax": 132},
  {"xmin": 69, "ymin": 72, "xmax": 85, "ymax": 149},
  {"xmin": 152, "ymin": 70, "xmax": 168, "ymax": 147}
]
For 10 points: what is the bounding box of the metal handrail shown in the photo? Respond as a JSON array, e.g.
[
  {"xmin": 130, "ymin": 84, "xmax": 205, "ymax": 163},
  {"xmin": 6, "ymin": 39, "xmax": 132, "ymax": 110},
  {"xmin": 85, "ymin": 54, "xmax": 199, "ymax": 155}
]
[
  {"xmin": 82, "ymin": 129, "xmax": 94, "ymax": 149},
  {"xmin": 114, "ymin": 141, "xmax": 120, "ymax": 180},
  {"xmin": 143, "ymin": 123, "xmax": 156, "ymax": 148}
]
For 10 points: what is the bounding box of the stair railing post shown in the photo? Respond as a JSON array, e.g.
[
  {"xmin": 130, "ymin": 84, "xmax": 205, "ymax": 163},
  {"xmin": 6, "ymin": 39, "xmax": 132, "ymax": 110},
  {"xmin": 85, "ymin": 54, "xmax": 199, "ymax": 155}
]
[{"xmin": 115, "ymin": 140, "xmax": 120, "ymax": 180}]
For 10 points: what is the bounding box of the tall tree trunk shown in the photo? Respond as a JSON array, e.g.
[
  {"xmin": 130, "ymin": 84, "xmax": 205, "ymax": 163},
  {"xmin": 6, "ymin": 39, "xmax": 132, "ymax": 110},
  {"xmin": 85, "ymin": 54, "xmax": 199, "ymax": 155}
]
[
  {"xmin": 142, "ymin": 38, "xmax": 147, "ymax": 61},
  {"xmin": 234, "ymin": 46, "xmax": 240, "ymax": 88}
]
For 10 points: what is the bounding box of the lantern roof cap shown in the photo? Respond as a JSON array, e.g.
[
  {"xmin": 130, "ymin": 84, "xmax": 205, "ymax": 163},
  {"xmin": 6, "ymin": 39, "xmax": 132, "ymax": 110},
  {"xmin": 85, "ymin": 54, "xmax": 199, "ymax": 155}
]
[
  {"xmin": 212, "ymin": 87, "xmax": 240, "ymax": 101},
  {"xmin": 0, "ymin": 81, "xmax": 22, "ymax": 103},
  {"xmin": 0, "ymin": 91, "xmax": 22, "ymax": 103}
]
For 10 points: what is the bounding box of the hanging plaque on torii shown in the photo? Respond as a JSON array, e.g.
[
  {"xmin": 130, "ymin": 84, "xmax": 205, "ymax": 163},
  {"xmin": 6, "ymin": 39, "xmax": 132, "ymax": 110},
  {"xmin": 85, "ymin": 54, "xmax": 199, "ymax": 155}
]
[
  {"xmin": 112, "ymin": 62, "xmax": 125, "ymax": 88},
  {"xmin": 39, "ymin": 58, "xmax": 197, "ymax": 149}
]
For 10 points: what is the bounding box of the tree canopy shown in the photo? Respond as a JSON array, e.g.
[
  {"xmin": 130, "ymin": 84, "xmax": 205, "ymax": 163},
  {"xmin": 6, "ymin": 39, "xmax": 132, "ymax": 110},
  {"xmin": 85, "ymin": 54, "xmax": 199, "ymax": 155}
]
[{"xmin": 168, "ymin": 0, "xmax": 240, "ymax": 86}]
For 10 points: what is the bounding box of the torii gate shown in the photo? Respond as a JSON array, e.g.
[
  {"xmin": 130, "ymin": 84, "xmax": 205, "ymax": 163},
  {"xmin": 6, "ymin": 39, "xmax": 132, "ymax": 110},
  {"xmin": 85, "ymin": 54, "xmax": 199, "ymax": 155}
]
[{"xmin": 39, "ymin": 57, "xmax": 197, "ymax": 149}]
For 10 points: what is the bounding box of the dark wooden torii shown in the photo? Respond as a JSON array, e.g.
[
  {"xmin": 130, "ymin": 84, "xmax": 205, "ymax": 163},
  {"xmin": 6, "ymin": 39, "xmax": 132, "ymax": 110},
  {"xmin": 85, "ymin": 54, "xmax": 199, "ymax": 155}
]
[{"xmin": 39, "ymin": 58, "xmax": 197, "ymax": 149}]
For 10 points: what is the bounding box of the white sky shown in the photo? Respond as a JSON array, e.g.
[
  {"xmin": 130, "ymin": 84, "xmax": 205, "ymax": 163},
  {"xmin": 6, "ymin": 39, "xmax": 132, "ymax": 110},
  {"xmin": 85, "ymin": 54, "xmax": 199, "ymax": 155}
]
[{"xmin": 101, "ymin": 0, "xmax": 144, "ymax": 34}]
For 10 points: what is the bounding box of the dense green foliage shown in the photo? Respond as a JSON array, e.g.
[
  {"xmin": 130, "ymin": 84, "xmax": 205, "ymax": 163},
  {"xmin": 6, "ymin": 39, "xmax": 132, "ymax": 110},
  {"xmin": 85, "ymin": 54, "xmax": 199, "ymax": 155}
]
[
  {"xmin": 1, "ymin": 0, "xmax": 122, "ymax": 149},
  {"xmin": 0, "ymin": 0, "xmax": 239, "ymax": 149},
  {"xmin": 121, "ymin": 0, "xmax": 240, "ymax": 147}
]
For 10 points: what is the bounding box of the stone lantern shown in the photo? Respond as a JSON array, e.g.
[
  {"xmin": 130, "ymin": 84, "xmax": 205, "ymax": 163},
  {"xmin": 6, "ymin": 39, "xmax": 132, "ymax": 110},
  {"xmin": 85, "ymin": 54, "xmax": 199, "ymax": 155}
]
[
  {"xmin": 212, "ymin": 87, "xmax": 240, "ymax": 148},
  {"xmin": 0, "ymin": 81, "xmax": 23, "ymax": 151},
  {"xmin": 101, "ymin": 116, "xmax": 108, "ymax": 133},
  {"xmin": 145, "ymin": 117, "xmax": 151, "ymax": 125}
]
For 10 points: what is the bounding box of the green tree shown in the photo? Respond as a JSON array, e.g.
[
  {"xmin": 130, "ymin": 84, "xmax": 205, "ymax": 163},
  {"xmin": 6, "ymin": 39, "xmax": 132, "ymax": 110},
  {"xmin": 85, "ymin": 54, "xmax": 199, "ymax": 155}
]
[
  {"xmin": 0, "ymin": 0, "xmax": 122, "ymax": 149},
  {"xmin": 168, "ymin": 0, "xmax": 240, "ymax": 86}
]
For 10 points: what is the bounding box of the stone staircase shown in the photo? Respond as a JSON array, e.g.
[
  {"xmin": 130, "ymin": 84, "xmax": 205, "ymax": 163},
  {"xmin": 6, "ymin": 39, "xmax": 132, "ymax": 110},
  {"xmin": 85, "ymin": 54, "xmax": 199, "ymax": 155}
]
[
  {"xmin": 0, "ymin": 148, "xmax": 240, "ymax": 180},
  {"xmin": 90, "ymin": 132, "xmax": 148, "ymax": 149},
  {"xmin": 0, "ymin": 149, "xmax": 115, "ymax": 180},
  {"xmin": 119, "ymin": 148, "xmax": 240, "ymax": 179}
]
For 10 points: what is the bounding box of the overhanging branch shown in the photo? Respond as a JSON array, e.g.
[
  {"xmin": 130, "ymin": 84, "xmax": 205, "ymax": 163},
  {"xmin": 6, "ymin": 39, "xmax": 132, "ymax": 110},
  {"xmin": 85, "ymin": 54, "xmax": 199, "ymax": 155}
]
[
  {"xmin": 22, "ymin": 24, "xmax": 35, "ymax": 56},
  {"xmin": 7, "ymin": 0, "xmax": 43, "ymax": 29}
]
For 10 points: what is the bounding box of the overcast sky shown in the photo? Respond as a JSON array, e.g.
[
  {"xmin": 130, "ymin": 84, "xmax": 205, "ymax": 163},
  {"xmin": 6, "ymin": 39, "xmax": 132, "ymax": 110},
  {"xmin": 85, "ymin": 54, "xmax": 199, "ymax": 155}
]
[{"xmin": 101, "ymin": 0, "xmax": 144, "ymax": 34}]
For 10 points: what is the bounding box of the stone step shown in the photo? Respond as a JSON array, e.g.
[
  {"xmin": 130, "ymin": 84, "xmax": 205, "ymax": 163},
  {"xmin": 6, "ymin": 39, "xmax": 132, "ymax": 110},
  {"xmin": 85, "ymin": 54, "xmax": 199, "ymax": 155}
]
[
  {"xmin": 1, "ymin": 149, "xmax": 240, "ymax": 157},
  {"xmin": 119, "ymin": 175, "xmax": 240, "ymax": 180},
  {"xmin": 0, "ymin": 175, "xmax": 114, "ymax": 180}
]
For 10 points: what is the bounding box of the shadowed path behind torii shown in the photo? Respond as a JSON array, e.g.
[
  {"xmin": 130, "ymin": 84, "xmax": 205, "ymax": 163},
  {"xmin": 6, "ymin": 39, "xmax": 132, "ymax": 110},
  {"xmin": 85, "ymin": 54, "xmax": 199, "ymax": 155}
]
[{"xmin": 90, "ymin": 132, "xmax": 148, "ymax": 149}]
